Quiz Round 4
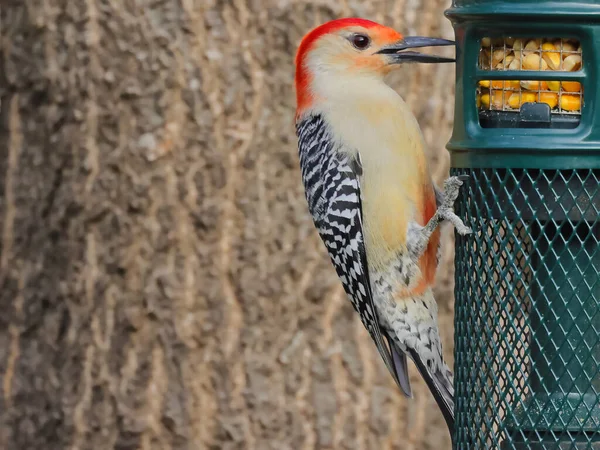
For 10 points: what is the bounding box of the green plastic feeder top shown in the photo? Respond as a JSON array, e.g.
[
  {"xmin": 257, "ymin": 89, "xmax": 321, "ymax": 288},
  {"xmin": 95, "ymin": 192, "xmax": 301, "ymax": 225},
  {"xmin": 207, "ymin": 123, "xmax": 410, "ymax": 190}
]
[{"xmin": 446, "ymin": 0, "xmax": 600, "ymax": 170}]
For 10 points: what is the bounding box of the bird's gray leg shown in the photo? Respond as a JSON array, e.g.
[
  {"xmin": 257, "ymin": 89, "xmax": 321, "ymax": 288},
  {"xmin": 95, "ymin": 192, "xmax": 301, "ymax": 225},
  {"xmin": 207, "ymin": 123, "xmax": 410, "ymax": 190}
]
[
  {"xmin": 437, "ymin": 175, "xmax": 472, "ymax": 236},
  {"xmin": 407, "ymin": 175, "xmax": 472, "ymax": 261}
]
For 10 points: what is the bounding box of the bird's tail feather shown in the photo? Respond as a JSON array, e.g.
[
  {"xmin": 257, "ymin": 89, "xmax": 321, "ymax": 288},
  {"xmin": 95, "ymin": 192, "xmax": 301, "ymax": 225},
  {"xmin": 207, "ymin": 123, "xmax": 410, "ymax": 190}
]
[
  {"xmin": 407, "ymin": 348, "xmax": 455, "ymax": 434},
  {"xmin": 385, "ymin": 334, "xmax": 413, "ymax": 398}
]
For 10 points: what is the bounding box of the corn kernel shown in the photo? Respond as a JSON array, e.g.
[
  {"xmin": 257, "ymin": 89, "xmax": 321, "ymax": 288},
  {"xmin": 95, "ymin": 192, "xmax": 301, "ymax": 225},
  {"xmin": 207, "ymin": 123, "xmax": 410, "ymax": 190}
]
[
  {"xmin": 520, "ymin": 92, "xmax": 537, "ymax": 104},
  {"xmin": 520, "ymin": 80, "xmax": 540, "ymax": 90},
  {"xmin": 542, "ymin": 42, "xmax": 562, "ymax": 70},
  {"xmin": 507, "ymin": 92, "xmax": 537, "ymax": 109},
  {"xmin": 523, "ymin": 53, "xmax": 548, "ymax": 70},
  {"xmin": 491, "ymin": 80, "xmax": 505, "ymax": 89},
  {"xmin": 494, "ymin": 54, "xmax": 514, "ymax": 70},
  {"xmin": 508, "ymin": 58, "xmax": 522, "ymax": 70},
  {"xmin": 480, "ymin": 93, "xmax": 490, "ymax": 108},
  {"xmin": 561, "ymin": 81, "xmax": 581, "ymax": 92},
  {"xmin": 507, "ymin": 93, "xmax": 520, "ymax": 109},
  {"xmin": 479, "ymin": 80, "xmax": 491, "ymax": 88},
  {"xmin": 524, "ymin": 39, "xmax": 542, "ymax": 52},
  {"xmin": 491, "ymin": 90, "xmax": 505, "ymax": 109},
  {"xmin": 479, "ymin": 49, "xmax": 491, "ymax": 70},
  {"xmin": 482, "ymin": 90, "xmax": 505, "ymax": 109},
  {"xmin": 521, "ymin": 80, "xmax": 551, "ymax": 90},
  {"xmin": 563, "ymin": 54, "xmax": 582, "ymax": 71},
  {"xmin": 512, "ymin": 39, "xmax": 524, "ymax": 59},
  {"xmin": 492, "ymin": 49, "xmax": 508, "ymax": 67},
  {"xmin": 542, "ymin": 42, "xmax": 556, "ymax": 52},
  {"xmin": 546, "ymin": 80, "xmax": 561, "ymax": 91},
  {"xmin": 476, "ymin": 93, "xmax": 481, "ymax": 108},
  {"xmin": 512, "ymin": 39, "xmax": 523, "ymax": 50},
  {"xmin": 560, "ymin": 94, "xmax": 581, "ymax": 111},
  {"xmin": 554, "ymin": 40, "xmax": 577, "ymax": 56},
  {"xmin": 506, "ymin": 80, "xmax": 520, "ymax": 90},
  {"xmin": 481, "ymin": 37, "xmax": 491, "ymax": 47},
  {"xmin": 539, "ymin": 92, "xmax": 559, "ymax": 109}
]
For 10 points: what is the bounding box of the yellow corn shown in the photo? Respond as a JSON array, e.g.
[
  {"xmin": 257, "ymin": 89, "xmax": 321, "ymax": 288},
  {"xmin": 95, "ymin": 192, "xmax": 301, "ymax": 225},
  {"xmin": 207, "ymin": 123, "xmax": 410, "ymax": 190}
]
[
  {"xmin": 523, "ymin": 53, "xmax": 548, "ymax": 70},
  {"xmin": 521, "ymin": 80, "xmax": 543, "ymax": 90},
  {"xmin": 480, "ymin": 93, "xmax": 490, "ymax": 108},
  {"xmin": 481, "ymin": 90, "xmax": 505, "ymax": 109},
  {"xmin": 512, "ymin": 39, "xmax": 524, "ymax": 60},
  {"xmin": 521, "ymin": 92, "xmax": 537, "ymax": 105},
  {"xmin": 492, "ymin": 49, "xmax": 508, "ymax": 67},
  {"xmin": 481, "ymin": 37, "xmax": 491, "ymax": 47},
  {"xmin": 479, "ymin": 80, "xmax": 491, "ymax": 88},
  {"xmin": 554, "ymin": 40, "xmax": 577, "ymax": 56},
  {"xmin": 539, "ymin": 92, "xmax": 559, "ymax": 109},
  {"xmin": 560, "ymin": 94, "xmax": 581, "ymax": 111},
  {"xmin": 494, "ymin": 54, "xmax": 514, "ymax": 70},
  {"xmin": 476, "ymin": 93, "xmax": 481, "ymax": 108},
  {"xmin": 542, "ymin": 42, "xmax": 561, "ymax": 70},
  {"xmin": 546, "ymin": 80, "xmax": 561, "ymax": 91},
  {"xmin": 519, "ymin": 80, "xmax": 548, "ymax": 91},
  {"xmin": 491, "ymin": 80, "xmax": 505, "ymax": 89},
  {"xmin": 521, "ymin": 80, "xmax": 548, "ymax": 91},
  {"xmin": 563, "ymin": 54, "xmax": 582, "ymax": 71},
  {"xmin": 507, "ymin": 92, "xmax": 537, "ymax": 109},
  {"xmin": 524, "ymin": 39, "xmax": 542, "ymax": 53},
  {"xmin": 506, "ymin": 80, "xmax": 520, "ymax": 89},
  {"xmin": 507, "ymin": 93, "xmax": 520, "ymax": 109},
  {"xmin": 512, "ymin": 39, "xmax": 524, "ymax": 50},
  {"xmin": 508, "ymin": 58, "xmax": 522, "ymax": 70},
  {"xmin": 561, "ymin": 81, "xmax": 581, "ymax": 92}
]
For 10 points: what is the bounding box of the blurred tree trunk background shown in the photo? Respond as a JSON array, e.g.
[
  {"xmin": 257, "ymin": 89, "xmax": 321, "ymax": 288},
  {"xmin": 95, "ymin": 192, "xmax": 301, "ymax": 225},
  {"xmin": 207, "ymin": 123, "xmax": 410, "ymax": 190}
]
[{"xmin": 0, "ymin": 0, "xmax": 457, "ymax": 449}]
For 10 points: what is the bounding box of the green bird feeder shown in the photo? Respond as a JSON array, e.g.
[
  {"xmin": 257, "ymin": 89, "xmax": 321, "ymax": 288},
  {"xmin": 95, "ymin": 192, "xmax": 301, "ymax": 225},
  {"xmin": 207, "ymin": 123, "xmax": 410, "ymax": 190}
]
[{"xmin": 445, "ymin": 0, "xmax": 600, "ymax": 448}]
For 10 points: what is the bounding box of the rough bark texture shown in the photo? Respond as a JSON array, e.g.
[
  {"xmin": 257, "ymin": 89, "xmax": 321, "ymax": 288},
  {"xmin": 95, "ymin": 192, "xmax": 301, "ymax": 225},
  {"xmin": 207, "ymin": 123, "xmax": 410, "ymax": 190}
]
[{"xmin": 0, "ymin": 1, "xmax": 457, "ymax": 449}]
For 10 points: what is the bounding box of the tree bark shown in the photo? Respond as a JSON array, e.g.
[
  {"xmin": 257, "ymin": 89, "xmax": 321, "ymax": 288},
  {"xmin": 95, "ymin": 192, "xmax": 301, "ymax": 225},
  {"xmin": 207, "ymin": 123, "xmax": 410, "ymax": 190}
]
[{"xmin": 0, "ymin": 1, "xmax": 457, "ymax": 449}]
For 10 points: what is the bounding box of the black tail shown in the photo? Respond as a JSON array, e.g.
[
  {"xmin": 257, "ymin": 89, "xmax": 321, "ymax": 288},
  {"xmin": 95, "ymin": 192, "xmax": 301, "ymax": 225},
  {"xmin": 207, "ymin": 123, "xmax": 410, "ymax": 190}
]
[
  {"xmin": 385, "ymin": 334, "xmax": 413, "ymax": 398},
  {"xmin": 407, "ymin": 348, "xmax": 455, "ymax": 435}
]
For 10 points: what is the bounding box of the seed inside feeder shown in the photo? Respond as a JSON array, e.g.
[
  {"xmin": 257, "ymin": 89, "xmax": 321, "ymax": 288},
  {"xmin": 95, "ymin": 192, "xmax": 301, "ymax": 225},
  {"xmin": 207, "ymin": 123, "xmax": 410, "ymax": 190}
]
[{"xmin": 477, "ymin": 37, "xmax": 583, "ymax": 118}]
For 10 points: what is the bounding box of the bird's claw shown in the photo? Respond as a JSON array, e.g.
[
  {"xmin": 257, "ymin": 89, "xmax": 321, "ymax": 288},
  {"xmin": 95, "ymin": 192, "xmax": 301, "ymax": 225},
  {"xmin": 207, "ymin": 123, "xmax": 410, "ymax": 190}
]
[
  {"xmin": 438, "ymin": 207, "xmax": 473, "ymax": 235},
  {"xmin": 437, "ymin": 175, "xmax": 472, "ymax": 235}
]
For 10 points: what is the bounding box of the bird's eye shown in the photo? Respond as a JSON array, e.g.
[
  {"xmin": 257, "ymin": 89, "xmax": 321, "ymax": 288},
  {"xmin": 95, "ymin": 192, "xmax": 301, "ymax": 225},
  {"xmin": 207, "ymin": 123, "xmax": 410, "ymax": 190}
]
[{"xmin": 351, "ymin": 34, "xmax": 371, "ymax": 50}]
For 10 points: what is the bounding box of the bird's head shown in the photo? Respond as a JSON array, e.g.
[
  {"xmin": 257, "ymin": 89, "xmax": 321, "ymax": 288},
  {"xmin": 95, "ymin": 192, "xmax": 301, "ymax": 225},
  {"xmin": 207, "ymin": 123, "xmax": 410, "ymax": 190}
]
[{"xmin": 294, "ymin": 18, "xmax": 454, "ymax": 118}]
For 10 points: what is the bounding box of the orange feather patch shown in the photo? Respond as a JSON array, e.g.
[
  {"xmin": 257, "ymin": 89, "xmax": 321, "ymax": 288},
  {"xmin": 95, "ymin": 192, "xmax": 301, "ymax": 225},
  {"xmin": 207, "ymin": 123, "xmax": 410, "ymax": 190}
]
[{"xmin": 418, "ymin": 186, "xmax": 440, "ymax": 292}]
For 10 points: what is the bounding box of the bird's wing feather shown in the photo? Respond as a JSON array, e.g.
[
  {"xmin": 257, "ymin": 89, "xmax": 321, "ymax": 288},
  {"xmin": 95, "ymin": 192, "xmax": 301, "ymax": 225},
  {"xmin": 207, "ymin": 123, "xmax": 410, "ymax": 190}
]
[{"xmin": 296, "ymin": 114, "xmax": 405, "ymax": 392}]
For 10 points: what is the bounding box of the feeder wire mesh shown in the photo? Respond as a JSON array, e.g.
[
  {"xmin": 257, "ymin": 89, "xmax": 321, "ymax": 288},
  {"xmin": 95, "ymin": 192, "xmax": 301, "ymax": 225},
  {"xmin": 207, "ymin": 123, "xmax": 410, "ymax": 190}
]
[{"xmin": 452, "ymin": 167, "xmax": 600, "ymax": 449}]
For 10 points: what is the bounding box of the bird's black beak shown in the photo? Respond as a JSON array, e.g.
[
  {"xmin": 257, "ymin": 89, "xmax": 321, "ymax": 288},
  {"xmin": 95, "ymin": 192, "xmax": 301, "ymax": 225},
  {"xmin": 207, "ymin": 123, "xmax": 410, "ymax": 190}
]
[{"xmin": 376, "ymin": 36, "xmax": 455, "ymax": 64}]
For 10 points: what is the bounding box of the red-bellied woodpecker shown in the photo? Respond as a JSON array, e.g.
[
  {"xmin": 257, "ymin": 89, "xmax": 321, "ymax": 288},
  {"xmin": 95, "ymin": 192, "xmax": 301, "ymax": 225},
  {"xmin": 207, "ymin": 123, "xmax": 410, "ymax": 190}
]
[{"xmin": 294, "ymin": 18, "xmax": 471, "ymax": 432}]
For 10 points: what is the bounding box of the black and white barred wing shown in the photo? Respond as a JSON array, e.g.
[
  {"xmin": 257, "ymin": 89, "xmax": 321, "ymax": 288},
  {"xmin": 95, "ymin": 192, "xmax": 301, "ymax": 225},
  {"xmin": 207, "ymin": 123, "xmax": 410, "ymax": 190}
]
[{"xmin": 296, "ymin": 114, "xmax": 404, "ymax": 391}]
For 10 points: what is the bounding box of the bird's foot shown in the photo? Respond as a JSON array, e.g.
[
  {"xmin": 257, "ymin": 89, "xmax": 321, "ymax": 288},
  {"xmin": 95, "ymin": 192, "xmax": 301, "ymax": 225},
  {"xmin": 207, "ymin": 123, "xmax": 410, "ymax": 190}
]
[{"xmin": 436, "ymin": 175, "xmax": 472, "ymax": 236}]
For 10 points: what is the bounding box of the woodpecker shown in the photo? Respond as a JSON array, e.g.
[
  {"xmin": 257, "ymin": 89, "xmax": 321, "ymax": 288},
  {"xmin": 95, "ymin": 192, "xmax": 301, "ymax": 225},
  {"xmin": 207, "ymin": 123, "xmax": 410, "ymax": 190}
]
[{"xmin": 294, "ymin": 18, "xmax": 471, "ymax": 433}]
